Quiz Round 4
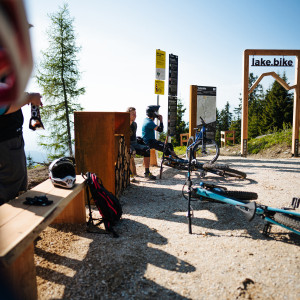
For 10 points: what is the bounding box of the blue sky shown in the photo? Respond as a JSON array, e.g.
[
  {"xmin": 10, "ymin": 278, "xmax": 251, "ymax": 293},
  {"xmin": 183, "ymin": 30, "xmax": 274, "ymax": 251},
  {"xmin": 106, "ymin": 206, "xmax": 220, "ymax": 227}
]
[{"xmin": 22, "ymin": 0, "xmax": 300, "ymax": 158}]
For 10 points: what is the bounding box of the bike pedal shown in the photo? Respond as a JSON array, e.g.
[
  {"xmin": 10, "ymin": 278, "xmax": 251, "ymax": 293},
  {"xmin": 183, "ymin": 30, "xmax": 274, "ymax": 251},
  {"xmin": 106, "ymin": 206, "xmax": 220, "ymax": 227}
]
[
  {"xmin": 292, "ymin": 197, "xmax": 300, "ymax": 209},
  {"xmin": 262, "ymin": 223, "xmax": 272, "ymax": 236}
]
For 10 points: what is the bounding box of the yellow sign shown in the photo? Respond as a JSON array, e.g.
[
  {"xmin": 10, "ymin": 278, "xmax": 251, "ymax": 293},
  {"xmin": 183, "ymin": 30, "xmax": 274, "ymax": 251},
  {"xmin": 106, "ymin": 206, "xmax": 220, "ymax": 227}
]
[
  {"xmin": 156, "ymin": 49, "xmax": 166, "ymax": 80},
  {"xmin": 156, "ymin": 50, "xmax": 166, "ymax": 68},
  {"xmin": 155, "ymin": 80, "xmax": 165, "ymax": 95}
]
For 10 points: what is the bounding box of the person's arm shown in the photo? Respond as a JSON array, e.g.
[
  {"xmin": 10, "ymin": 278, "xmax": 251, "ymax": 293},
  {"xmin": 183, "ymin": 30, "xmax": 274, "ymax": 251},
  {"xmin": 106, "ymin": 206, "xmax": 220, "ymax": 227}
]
[
  {"xmin": 154, "ymin": 115, "xmax": 164, "ymax": 132},
  {"xmin": 5, "ymin": 92, "xmax": 42, "ymax": 114}
]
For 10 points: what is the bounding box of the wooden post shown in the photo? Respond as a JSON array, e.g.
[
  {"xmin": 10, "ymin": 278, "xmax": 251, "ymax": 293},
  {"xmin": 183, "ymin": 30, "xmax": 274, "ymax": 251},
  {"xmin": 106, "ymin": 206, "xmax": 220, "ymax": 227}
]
[
  {"xmin": 150, "ymin": 149, "xmax": 157, "ymax": 166},
  {"xmin": 292, "ymin": 55, "xmax": 300, "ymax": 157},
  {"xmin": 189, "ymin": 85, "xmax": 198, "ymax": 138},
  {"xmin": 242, "ymin": 50, "xmax": 249, "ymax": 157},
  {"xmin": 242, "ymin": 49, "xmax": 300, "ymax": 158}
]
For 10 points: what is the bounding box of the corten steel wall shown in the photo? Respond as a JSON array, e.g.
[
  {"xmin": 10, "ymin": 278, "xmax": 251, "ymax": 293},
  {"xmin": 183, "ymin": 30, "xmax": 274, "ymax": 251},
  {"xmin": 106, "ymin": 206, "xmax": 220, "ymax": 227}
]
[{"xmin": 74, "ymin": 112, "xmax": 130, "ymax": 195}]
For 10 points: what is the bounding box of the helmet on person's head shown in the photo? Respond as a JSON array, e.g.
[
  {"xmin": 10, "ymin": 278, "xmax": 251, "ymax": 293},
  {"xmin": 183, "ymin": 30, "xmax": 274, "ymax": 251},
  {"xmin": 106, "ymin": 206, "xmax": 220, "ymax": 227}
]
[
  {"xmin": 0, "ymin": 0, "xmax": 33, "ymax": 106},
  {"xmin": 146, "ymin": 105, "xmax": 160, "ymax": 119},
  {"xmin": 49, "ymin": 157, "xmax": 76, "ymax": 189}
]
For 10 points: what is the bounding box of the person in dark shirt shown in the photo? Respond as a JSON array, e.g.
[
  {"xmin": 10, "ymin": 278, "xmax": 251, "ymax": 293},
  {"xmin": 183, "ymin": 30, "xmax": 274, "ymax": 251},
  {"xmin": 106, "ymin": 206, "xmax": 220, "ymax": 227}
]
[
  {"xmin": 0, "ymin": 92, "xmax": 42, "ymax": 205},
  {"xmin": 126, "ymin": 107, "xmax": 156, "ymax": 180}
]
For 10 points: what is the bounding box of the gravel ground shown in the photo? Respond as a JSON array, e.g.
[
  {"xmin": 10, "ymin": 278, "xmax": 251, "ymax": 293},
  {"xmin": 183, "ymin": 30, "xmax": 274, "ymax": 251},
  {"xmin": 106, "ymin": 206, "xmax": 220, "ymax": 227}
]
[{"xmin": 34, "ymin": 156, "xmax": 300, "ymax": 299}]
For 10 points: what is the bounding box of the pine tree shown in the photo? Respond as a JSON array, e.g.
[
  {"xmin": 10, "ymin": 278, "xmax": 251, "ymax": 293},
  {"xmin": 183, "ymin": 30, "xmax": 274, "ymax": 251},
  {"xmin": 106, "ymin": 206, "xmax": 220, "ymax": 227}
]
[
  {"xmin": 248, "ymin": 73, "xmax": 264, "ymax": 139},
  {"xmin": 261, "ymin": 73, "xmax": 293, "ymax": 133},
  {"xmin": 171, "ymin": 98, "xmax": 188, "ymax": 146},
  {"xmin": 215, "ymin": 102, "xmax": 232, "ymax": 145},
  {"xmin": 36, "ymin": 3, "xmax": 85, "ymax": 159},
  {"xmin": 229, "ymin": 95, "xmax": 242, "ymax": 144}
]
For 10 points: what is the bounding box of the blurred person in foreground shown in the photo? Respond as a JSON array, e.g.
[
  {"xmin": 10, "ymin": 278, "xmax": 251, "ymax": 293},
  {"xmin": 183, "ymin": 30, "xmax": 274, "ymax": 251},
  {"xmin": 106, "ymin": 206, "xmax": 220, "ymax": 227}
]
[{"xmin": 0, "ymin": 0, "xmax": 43, "ymax": 205}]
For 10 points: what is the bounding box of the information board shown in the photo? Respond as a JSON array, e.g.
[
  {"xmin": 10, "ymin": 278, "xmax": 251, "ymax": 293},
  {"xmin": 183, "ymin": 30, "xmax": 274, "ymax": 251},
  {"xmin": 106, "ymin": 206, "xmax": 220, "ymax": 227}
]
[{"xmin": 196, "ymin": 86, "xmax": 216, "ymax": 128}]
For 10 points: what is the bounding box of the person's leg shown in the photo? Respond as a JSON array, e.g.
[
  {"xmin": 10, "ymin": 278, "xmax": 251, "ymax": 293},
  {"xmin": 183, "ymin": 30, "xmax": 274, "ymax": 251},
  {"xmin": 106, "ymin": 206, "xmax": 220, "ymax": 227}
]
[
  {"xmin": 0, "ymin": 135, "xmax": 27, "ymax": 204},
  {"xmin": 135, "ymin": 144, "xmax": 156, "ymax": 179}
]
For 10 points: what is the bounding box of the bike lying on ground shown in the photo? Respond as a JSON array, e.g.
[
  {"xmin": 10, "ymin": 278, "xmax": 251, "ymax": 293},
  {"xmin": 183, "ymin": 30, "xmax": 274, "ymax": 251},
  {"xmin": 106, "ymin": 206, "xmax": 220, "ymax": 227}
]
[
  {"xmin": 183, "ymin": 137, "xmax": 300, "ymax": 236},
  {"xmin": 186, "ymin": 116, "xmax": 219, "ymax": 164},
  {"xmin": 161, "ymin": 155, "xmax": 246, "ymax": 179},
  {"xmin": 184, "ymin": 181, "xmax": 300, "ymax": 236}
]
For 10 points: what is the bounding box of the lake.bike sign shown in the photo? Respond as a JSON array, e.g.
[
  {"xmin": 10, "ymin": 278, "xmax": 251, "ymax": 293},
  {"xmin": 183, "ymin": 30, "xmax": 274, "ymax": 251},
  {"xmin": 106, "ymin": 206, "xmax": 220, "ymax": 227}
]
[{"xmin": 251, "ymin": 57, "xmax": 293, "ymax": 67}]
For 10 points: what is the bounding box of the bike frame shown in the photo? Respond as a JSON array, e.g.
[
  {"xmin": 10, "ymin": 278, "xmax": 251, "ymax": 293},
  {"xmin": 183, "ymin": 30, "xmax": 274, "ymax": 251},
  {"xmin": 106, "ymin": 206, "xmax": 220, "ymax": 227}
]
[
  {"xmin": 186, "ymin": 123, "xmax": 206, "ymax": 154},
  {"xmin": 193, "ymin": 185, "xmax": 300, "ymax": 236}
]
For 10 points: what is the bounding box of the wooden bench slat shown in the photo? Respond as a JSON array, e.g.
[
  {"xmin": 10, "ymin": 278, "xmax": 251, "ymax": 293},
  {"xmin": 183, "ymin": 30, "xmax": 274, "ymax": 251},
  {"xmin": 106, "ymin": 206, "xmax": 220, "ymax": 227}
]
[{"xmin": 0, "ymin": 176, "xmax": 85, "ymax": 267}]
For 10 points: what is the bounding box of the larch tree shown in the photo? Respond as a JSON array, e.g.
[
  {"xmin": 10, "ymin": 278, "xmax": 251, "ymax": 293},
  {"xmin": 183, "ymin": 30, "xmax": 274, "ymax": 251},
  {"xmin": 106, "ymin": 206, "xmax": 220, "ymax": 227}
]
[{"xmin": 36, "ymin": 3, "xmax": 85, "ymax": 159}]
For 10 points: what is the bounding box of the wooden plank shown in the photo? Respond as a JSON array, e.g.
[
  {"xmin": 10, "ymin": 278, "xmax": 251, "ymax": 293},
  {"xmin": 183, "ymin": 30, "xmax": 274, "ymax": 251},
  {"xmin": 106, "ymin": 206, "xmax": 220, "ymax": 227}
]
[
  {"xmin": 241, "ymin": 50, "xmax": 249, "ymax": 156},
  {"xmin": 0, "ymin": 243, "xmax": 37, "ymax": 300},
  {"xmin": 52, "ymin": 188, "xmax": 86, "ymax": 224},
  {"xmin": 189, "ymin": 85, "xmax": 198, "ymax": 138},
  {"xmin": 292, "ymin": 55, "xmax": 300, "ymax": 156},
  {"xmin": 0, "ymin": 176, "xmax": 85, "ymax": 267},
  {"xmin": 245, "ymin": 49, "xmax": 300, "ymax": 56}
]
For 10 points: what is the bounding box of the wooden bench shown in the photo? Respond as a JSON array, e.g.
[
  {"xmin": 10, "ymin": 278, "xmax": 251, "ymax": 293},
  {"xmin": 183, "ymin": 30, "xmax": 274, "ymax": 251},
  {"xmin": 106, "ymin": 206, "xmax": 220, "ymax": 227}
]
[
  {"xmin": 221, "ymin": 130, "xmax": 236, "ymax": 147},
  {"xmin": 0, "ymin": 175, "xmax": 86, "ymax": 300}
]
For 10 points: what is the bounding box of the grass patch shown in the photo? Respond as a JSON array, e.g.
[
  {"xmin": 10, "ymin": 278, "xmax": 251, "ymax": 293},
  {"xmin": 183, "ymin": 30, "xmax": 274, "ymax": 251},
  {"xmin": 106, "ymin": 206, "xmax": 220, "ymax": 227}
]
[{"xmin": 247, "ymin": 128, "xmax": 292, "ymax": 154}]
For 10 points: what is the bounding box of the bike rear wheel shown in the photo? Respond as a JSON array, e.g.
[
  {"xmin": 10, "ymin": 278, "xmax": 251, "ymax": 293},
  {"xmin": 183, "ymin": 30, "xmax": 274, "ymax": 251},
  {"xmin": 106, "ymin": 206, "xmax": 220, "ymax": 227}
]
[
  {"xmin": 202, "ymin": 164, "xmax": 246, "ymax": 179},
  {"xmin": 193, "ymin": 139, "xmax": 219, "ymax": 164},
  {"xmin": 273, "ymin": 213, "xmax": 300, "ymax": 230},
  {"xmin": 218, "ymin": 167, "xmax": 246, "ymax": 179}
]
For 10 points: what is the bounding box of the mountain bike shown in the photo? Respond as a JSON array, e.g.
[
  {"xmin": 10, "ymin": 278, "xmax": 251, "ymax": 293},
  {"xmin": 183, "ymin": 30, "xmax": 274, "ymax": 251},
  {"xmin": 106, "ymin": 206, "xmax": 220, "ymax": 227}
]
[
  {"xmin": 161, "ymin": 156, "xmax": 246, "ymax": 179},
  {"xmin": 186, "ymin": 116, "xmax": 219, "ymax": 164},
  {"xmin": 183, "ymin": 137, "xmax": 300, "ymax": 236},
  {"xmin": 184, "ymin": 180, "xmax": 300, "ymax": 236}
]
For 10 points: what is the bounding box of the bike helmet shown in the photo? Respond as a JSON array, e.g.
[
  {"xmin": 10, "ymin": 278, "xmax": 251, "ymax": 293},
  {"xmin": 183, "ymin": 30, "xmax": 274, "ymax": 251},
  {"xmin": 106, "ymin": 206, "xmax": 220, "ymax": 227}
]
[
  {"xmin": 146, "ymin": 105, "xmax": 160, "ymax": 118},
  {"xmin": 49, "ymin": 157, "xmax": 76, "ymax": 189},
  {"xmin": 0, "ymin": 0, "xmax": 33, "ymax": 106}
]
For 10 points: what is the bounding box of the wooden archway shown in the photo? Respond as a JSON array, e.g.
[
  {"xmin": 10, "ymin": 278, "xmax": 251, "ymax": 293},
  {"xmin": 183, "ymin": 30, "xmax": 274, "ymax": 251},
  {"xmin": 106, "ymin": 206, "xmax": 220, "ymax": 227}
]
[{"xmin": 242, "ymin": 49, "xmax": 300, "ymax": 157}]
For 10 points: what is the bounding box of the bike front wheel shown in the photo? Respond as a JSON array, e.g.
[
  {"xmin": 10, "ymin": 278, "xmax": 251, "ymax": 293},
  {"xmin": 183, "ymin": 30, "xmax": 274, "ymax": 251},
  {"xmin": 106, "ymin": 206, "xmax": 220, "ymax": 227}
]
[
  {"xmin": 273, "ymin": 213, "xmax": 300, "ymax": 230},
  {"xmin": 212, "ymin": 189, "xmax": 258, "ymax": 202},
  {"xmin": 193, "ymin": 139, "xmax": 219, "ymax": 164},
  {"xmin": 185, "ymin": 137, "xmax": 196, "ymax": 161}
]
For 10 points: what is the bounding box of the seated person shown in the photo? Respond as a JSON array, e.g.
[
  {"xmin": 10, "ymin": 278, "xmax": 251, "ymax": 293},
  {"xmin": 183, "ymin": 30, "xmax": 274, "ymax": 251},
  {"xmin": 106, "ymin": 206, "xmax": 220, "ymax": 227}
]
[
  {"xmin": 126, "ymin": 107, "xmax": 156, "ymax": 180},
  {"xmin": 141, "ymin": 105, "xmax": 178, "ymax": 158}
]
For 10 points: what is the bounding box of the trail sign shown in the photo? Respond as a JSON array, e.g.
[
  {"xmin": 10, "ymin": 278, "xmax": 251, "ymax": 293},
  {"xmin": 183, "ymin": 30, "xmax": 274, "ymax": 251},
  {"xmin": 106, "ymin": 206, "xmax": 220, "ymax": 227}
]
[
  {"xmin": 155, "ymin": 49, "xmax": 166, "ymax": 80},
  {"xmin": 155, "ymin": 80, "xmax": 165, "ymax": 95}
]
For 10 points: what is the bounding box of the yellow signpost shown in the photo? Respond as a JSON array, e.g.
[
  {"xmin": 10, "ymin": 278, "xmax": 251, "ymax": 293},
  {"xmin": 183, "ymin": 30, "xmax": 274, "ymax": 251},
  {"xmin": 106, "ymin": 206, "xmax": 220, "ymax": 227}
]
[
  {"xmin": 154, "ymin": 80, "xmax": 165, "ymax": 95},
  {"xmin": 155, "ymin": 49, "xmax": 166, "ymax": 80}
]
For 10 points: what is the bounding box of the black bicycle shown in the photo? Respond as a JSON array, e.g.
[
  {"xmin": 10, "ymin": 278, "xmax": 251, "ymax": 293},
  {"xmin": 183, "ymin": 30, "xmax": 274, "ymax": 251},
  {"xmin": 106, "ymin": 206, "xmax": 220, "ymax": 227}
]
[
  {"xmin": 161, "ymin": 156, "xmax": 246, "ymax": 179},
  {"xmin": 183, "ymin": 142, "xmax": 300, "ymax": 236}
]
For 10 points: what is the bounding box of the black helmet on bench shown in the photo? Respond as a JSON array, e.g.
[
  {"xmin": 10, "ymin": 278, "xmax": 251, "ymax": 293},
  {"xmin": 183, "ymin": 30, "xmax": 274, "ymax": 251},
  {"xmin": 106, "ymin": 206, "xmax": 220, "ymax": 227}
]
[
  {"xmin": 146, "ymin": 105, "xmax": 160, "ymax": 119},
  {"xmin": 49, "ymin": 157, "xmax": 76, "ymax": 189}
]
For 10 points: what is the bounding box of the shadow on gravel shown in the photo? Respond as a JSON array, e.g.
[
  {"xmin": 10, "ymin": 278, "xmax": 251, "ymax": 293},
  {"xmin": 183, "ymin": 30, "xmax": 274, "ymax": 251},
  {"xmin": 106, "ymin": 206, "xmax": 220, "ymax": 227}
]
[
  {"xmin": 158, "ymin": 164, "xmax": 258, "ymax": 187},
  {"xmin": 125, "ymin": 181, "xmax": 300, "ymax": 246},
  {"xmin": 35, "ymin": 221, "xmax": 195, "ymax": 299},
  {"xmin": 217, "ymin": 157, "xmax": 300, "ymax": 173}
]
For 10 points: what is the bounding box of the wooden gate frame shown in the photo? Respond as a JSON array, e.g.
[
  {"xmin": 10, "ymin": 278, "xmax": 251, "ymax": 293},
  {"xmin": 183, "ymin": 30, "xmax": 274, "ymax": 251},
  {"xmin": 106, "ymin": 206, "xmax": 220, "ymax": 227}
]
[{"xmin": 242, "ymin": 49, "xmax": 300, "ymax": 157}]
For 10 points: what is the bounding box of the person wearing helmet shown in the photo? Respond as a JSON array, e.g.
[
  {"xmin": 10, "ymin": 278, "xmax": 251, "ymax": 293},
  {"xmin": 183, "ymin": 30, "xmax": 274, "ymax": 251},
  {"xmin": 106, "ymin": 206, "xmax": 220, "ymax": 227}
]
[
  {"xmin": 126, "ymin": 107, "xmax": 156, "ymax": 180},
  {"xmin": 142, "ymin": 105, "xmax": 178, "ymax": 158},
  {"xmin": 49, "ymin": 157, "xmax": 76, "ymax": 189}
]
